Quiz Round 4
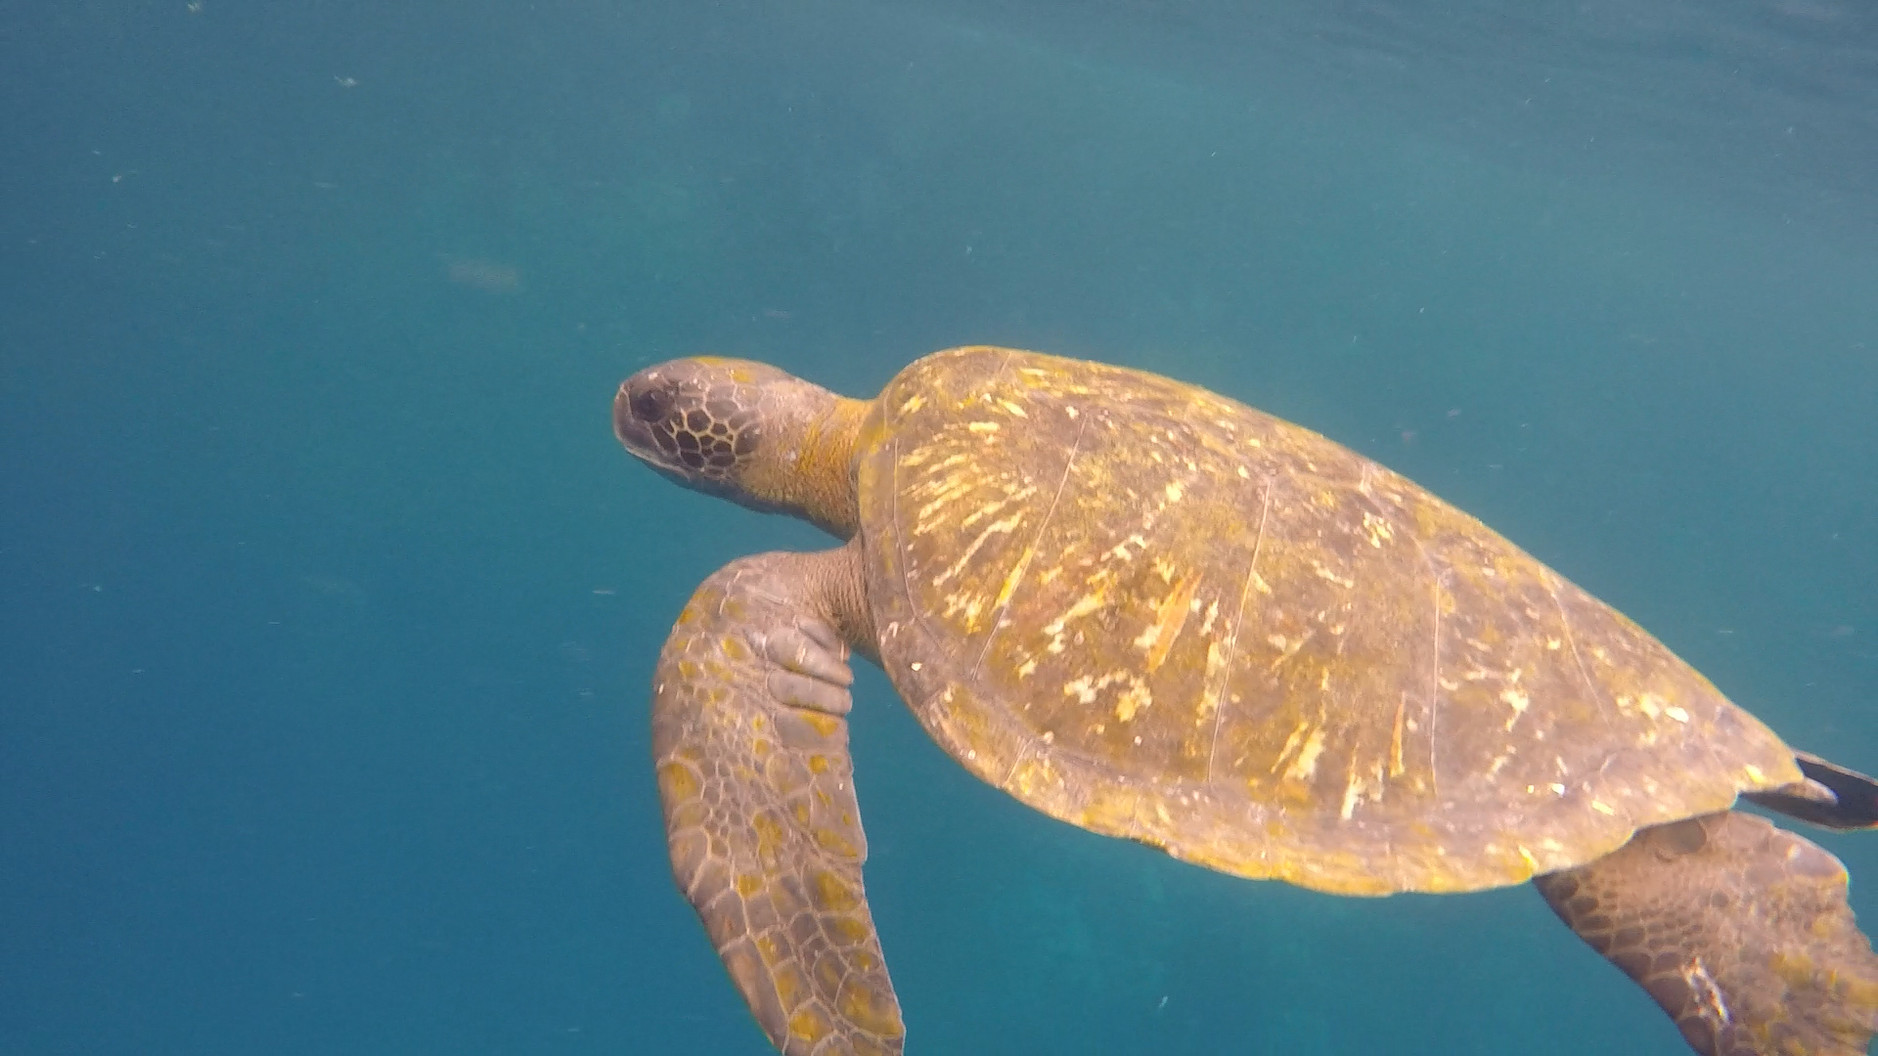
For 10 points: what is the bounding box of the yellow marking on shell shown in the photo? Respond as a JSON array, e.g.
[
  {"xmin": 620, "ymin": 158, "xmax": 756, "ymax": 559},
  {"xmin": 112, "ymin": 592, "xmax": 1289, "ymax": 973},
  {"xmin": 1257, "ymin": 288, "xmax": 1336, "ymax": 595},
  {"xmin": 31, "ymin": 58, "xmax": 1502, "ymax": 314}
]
[
  {"xmin": 1014, "ymin": 751, "xmax": 1059, "ymax": 792},
  {"xmin": 1361, "ymin": 511, "xmax": 1395, "ymax": 547},
  {"xmin": 1044, "ymin": 591, "xmax": 1107, "ymax": 636},
  {"xmin": 1590, "ymin": 799, "xmax": 1617, "ymax": 816},
  {"xmin": 1545, "ymin": 636, "xmax": 1562, "ymax": 651},
  {"xmin": 1065, "ymin": 668, "xmax": 1118, "ymax": 703},
  {"xmin": 960, "ymin": 485, "xmax": 1039, "ymax": 530},
  {"xmin": 1665, "ymin": 705, "xmax": 1691, "ymax": 723},
  {"xmin": 1115, "ymin": 679, "xmax": 1152, "ymax": 723},
  {"xmin": 1272, "ymin": 723, "xmax": 1307, "ymax": 770},
  {"xmin": 932, "ymin": 512, "xmax": 1025, "ymax": 588},
  {"xmin": 966, "ymin": 421, "xmax": 999, "ymax": 435},
  {"xmin": 1283, "ymin": 727, "xmax": 1327, "ymax": 782},
  {"xmin": 1136, "ymin": 574, "xmax": 1200, "ymax": 672},
  {"xmin": 1631, "ymin": 692, "xmax": 1667, "ymax": 719},
  {"xmin": 1267, "ymin": 632, "xmax": 1309, "ymax": 669},
  {"xmin": 1106, "ymin": 533, "xmax": 1150, "ymax": 561},
  {"xmin": 1743, "ymin": 763, "xmax": 1766, "ymax": 783},
  {"xmin": 998, "ymin": 399, "xmax": 1028, "ymax": 418},
  {"xmin": 1339, "ymin": 768, "xmax": 1364, "ymax": 820},
  {"xmin": 1199, "ymin": 598, "xmax": 1221, "ymax": 635},
  {"xmin": 1017, "ymin": 657, "xmax": 1038, "ymax": 678},
  {"xmin": 911, "ymin": 466, "xmax": 974, "ymax": 502},
  {"xmin": 898, "ymin": 392, "xmax": 927, "ymax": 416},
  {"xmin": 1197, "ymin": 640, "xmax": 1229, "ymax": 718},
  {"xmin": 942, "ymin": 590, "xmax": 988, "ymax": 628},
  {"xmin": 1388, "ymin": 693, "xmax": 1407, "ymax": 777},
  {"xmin": 1164, "ymin": 480, "xmax": 1184, "ymax": 502},
  {"xmin": 1064, "ymin": 675, "xmax": 1099, "ymax": 705},
  {"xmin": 1500, "ymin": 686, "xmax": 1530, "ymax": 730},
  {"xmin": 1311, "ymin": 562, "xmax": 1355, "ymax": 588},
  {"xmin": 913, "ymin": 476, "xmax": 978, "ymax": 532},
  {"xmin": 992, "ymin": 545, "xmax": 1036, "ymax": 613}
]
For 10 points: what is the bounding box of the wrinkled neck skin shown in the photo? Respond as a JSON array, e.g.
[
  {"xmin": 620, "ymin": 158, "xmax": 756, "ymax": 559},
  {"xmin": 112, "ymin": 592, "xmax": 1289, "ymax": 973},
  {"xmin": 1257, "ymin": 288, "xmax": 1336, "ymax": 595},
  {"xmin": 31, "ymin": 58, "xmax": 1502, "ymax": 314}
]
[{"xmin": 740, "ymin": 391, "xmax": 871, "ymax": 540}]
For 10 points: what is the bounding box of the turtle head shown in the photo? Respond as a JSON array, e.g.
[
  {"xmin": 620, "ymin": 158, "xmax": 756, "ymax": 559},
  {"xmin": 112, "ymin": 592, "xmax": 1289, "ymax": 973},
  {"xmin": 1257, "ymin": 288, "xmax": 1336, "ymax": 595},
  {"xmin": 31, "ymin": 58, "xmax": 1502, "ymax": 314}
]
[{"xmin": 614, "ymin": 357, "xmax": 868, "ymax": 538}]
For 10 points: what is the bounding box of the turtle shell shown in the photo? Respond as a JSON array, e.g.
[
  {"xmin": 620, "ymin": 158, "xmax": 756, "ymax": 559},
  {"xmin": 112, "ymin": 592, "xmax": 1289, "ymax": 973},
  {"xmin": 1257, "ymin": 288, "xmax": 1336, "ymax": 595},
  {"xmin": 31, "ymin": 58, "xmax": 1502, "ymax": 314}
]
[{"xmin": 856, "ymin": 346, "xmax": 1801, "ymax": 895}]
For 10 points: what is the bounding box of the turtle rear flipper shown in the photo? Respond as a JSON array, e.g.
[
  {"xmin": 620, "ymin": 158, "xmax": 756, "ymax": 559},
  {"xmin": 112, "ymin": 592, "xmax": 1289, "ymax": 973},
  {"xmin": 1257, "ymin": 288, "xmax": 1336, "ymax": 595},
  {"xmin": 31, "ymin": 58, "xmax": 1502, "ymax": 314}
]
[
  {"xmin": 1746, "ymin": 753, "xmax": 1878, "ymax": 831},
  {"xmin": 1535, "ymin": 812, "xmax": 1878, "ymax": 1056},
  {"xmin": 653, "ymin": 546, "xmax": 904, "ymax": 1056}
]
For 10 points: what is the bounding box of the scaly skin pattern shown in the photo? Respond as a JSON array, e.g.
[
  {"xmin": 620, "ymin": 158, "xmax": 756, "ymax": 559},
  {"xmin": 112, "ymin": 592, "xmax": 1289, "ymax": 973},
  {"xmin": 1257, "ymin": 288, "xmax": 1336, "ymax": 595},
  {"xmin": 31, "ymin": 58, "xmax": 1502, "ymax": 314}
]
[
  {"xmin": 858, "ymin": 347, "xmax": 1800, "ymax": 895},
  {"xmin": 652, "ymin": 546, "xmax": 903, "ymax": 1055},
  {"xmin": 1537, "ymin": 812, "xmax": 1878, "ymax": 1056}
]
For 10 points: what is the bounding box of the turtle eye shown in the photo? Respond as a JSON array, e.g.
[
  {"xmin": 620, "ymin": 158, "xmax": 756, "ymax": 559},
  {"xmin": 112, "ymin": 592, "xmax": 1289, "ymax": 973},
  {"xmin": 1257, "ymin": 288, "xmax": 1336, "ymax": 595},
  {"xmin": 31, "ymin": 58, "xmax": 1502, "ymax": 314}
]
[{"xmin": 630, "ymin": 384, "xmax": 673, "ymax": 424}]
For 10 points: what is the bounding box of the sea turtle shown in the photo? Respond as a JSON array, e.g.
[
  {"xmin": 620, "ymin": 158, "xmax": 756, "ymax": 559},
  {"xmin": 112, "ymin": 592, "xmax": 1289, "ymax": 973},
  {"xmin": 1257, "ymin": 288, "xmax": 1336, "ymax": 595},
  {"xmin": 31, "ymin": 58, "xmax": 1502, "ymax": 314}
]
[{"xmin": 614, "ymin": 346, "xmax": 1878, "ymax": 1056}]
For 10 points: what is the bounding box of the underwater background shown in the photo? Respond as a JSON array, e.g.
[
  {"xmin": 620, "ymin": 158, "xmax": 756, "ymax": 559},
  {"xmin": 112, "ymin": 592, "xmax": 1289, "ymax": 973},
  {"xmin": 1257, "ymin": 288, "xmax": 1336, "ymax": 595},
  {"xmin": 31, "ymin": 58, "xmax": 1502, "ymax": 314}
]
[{"xmin": 2, "ymin": 0, "xmax": 1874, "ymax": 1053}]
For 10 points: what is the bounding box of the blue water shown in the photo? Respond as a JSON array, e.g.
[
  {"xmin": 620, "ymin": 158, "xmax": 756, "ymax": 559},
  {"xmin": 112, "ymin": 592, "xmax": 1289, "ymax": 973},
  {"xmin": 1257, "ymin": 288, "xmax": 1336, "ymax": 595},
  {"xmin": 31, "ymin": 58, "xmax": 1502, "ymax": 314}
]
[{"xmin": 2, "ymin": 1, "xmax": 1874, "ymax": 1053}]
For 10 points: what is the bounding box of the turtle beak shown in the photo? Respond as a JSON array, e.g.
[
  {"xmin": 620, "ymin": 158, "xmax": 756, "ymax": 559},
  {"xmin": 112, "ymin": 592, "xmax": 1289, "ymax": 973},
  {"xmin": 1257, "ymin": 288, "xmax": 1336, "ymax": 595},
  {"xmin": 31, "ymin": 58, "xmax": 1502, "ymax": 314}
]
[
  {"xmin": 613, "ymin": 369, "xmax": 700, "ymax": 489},
  {"xmin": 612, "ymin": 379, "xmax": 648, "ymax": 450},
  {"xmin": 612, "ymin": 373, "xmax": 671, "ymax": 467}
]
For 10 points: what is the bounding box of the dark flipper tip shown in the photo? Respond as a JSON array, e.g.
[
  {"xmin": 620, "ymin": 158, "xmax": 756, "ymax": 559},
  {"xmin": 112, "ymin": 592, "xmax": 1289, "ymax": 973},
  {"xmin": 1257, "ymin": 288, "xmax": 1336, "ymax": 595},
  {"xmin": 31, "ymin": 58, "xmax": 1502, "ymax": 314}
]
[{"xmin": 1747, "ymin": 752, "xmax": 1878, "ymax": 830}]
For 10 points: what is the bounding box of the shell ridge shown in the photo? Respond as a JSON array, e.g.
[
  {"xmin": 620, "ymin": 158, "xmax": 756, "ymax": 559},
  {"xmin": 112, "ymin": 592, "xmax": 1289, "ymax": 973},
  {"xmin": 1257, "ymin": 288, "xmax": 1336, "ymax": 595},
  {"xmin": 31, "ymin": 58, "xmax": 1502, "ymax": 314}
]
[
  {"xmin": 1544, "ymin": 568, "xmax": 1629, "ymax": 813},
  {"xmin": 970, "ymin": 411, "xmax": 1086, "ymax": 680},
  {"xmin": 1428, "ymin": 567, "xmax": 1445, "ymax": 801},
  {"xmin": 886, "ymin": 415, "xmax": 945, "ymax": 669},
  {"xmin": 1204, "ymin": 477, "xmax": 1271, "ymax": 786},
  {"xmin": 1353, "ymin": 469, "xmax": 1444, "ymax": 800}
]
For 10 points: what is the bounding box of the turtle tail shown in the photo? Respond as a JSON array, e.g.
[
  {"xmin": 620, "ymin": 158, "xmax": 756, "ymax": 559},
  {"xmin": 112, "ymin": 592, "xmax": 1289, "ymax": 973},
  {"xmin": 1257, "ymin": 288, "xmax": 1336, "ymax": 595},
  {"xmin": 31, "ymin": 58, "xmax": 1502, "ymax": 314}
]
[{"xmin": 1535, "ymin": 811, "xmax": 1878, "ymax": 1056}]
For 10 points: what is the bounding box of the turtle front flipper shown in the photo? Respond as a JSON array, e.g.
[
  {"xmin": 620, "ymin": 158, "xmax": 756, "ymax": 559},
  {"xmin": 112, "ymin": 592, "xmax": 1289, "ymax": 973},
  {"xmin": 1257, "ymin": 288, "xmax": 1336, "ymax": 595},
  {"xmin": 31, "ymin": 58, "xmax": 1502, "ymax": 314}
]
[
  {"xmin": 652, "ymin": 547, "xmax": 903, "ymax": 1056},
  {"xmin": 1535, "ymin": 812, "xmax": 1878, "ymax": 1056}
]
